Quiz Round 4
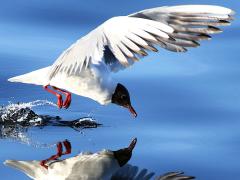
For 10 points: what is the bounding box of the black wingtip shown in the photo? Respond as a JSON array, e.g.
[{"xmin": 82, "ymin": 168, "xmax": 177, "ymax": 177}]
[{"xmin": 208, "ymin": 26, "xmax": 222, "ymax": 33}]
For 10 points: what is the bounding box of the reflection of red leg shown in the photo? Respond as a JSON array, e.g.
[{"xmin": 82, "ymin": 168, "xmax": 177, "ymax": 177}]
[
  {"xmin": 43, "ymin": 85, "xmax": 63, "ymax": 108},
  {"xmin": 40, "ymin": 142, "xmax": 63, "ymax": 169},
  {"xmin": 40, "ymin": 140, "xmax": 72, "ymax": 169},
  {"xmin": 62, "ymin": 139, "xmax": 71, "ymax": 155},
  {"xmin": 52, "ymin": 87, "xmax": 72, "ymax": 109}
]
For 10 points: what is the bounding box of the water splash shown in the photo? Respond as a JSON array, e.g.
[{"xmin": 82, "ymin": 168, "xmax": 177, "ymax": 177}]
[
  {"xmin": 0, "ymin": 100, "xmax": 101, "ymax": 148},
  {"xmin": 0, "ymin": 100, "xmax": 56, "ymax": 124},
  {"xmin": 0, "ymin": 100, "xmax": 57, "ymax": 148},
  {"xmin": 2, "ymin": 100, "xmax": 57, "ymax": 110}
]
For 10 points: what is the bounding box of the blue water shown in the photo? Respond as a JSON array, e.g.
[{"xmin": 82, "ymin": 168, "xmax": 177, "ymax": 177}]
[{"xmin": 0, "ymin": 0, "xmax": 240, "ymax": 179}]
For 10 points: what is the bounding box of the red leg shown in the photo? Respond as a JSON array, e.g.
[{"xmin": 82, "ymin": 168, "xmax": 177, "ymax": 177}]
[
  {"xmin": 40, "ymin": 142, "xmax": 63, "ymax": 169},
  {"xmin": 52, "ymin": 87, "xmax": 72, "ymax": 109},
  {"xmin": 43, "ymin": 85, "xmax": 63, "ymax": 108},
  {"xmin": 63, "ymin": 93, "xmax": 71, "ymax": 109}
]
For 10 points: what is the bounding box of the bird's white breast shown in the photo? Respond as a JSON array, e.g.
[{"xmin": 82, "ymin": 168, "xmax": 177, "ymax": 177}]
[{"xmin": 49, "ymin": 63, "xmax": 116, "ymax": 105}]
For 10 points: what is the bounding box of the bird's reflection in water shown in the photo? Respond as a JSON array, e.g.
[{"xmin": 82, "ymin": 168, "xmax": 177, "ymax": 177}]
[
  {"xmin": 1, "ymin": 101, "xmax": 195, "ymax": 179},
  {"xmin": 5, "ymin": 138, "xmax": 195, "ymax": 180}
]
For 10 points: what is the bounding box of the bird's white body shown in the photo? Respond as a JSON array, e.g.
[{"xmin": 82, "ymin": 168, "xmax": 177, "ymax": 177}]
[
  {"xmin": 5, "ymin": 150, "xmax": 120, "ymax": 180},
  {"xmin": 49, "ymin": 63, "xmax": 116, "ymax": 105},
  {"xmin": 8, "ymin": 5, "xmax": 235, "ymax": 105},
  {"xmin": 10, "ymin": 63, "xmax": 116, "ymax": 105}
]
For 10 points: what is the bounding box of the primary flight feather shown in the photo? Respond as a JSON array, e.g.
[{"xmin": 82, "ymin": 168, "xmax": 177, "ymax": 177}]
[{"xmin": 8, "ymin": 5, "xmax": 235, "ymax": 117}]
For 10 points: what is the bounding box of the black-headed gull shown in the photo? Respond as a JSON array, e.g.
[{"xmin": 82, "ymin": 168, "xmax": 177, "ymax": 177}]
[
  {"xmin": 4, "ymin": 139, "xmax": 195, "ymax": 180},
  {"xmin": 8, "ymin": 5, "xmax": 235, "ymax": 117}
]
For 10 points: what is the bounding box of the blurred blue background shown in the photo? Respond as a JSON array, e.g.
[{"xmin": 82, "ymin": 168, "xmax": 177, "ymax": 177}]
[{"xmin": 0, "ymin": 0, "xmax": 240, "ymax": 179}]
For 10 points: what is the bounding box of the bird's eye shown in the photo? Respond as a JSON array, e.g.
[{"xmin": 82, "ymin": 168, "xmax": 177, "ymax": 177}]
[{"xmin": 121, "ymin": 95, "xmax": 126, "ymax": 99}]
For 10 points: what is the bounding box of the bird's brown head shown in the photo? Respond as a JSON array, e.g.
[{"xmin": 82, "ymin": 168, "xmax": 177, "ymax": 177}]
[
  {"xmin": 113, "ymin": 138, "xmax": 137, "ymax": 167},
  {"xmin": 111, "ymin": 83, "xmax": 137, "ymax": 118}
]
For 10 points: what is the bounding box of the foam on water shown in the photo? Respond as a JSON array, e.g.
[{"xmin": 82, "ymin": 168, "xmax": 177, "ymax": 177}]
[
  {"xmin": 0, "ymin": 100, "xmax": 58, "ymax": 148},
  {"xmin": 2, "ymin": 100, "xmax": 57, "ymax": 110},
  {"xmin": 0, "ymin": 100, "xmax": 56, "ymax": 123},
  {"xmin": 0, "ymin": 100, "xmax": 101, "ymax": 148}
]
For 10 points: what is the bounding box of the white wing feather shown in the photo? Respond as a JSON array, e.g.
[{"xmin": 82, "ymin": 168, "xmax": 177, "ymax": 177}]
[
  {"xmin": 48, "ymin": 5, "xmax": 234, "ymax": 78},
  {"xmin": 47, "ymin": 16, "xmax": 174, "ymax": 78}
]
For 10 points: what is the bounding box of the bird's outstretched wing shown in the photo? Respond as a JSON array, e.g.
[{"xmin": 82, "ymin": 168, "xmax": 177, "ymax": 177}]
[
  {"xmin": 48, "ymin": 5, "xmax": 234, "ymax": 78},
  {"xmin": 47, "ymin": 15, "xmax": 173, "ymax": 78},
  {"xmin": 129, "ymin": 5, "xmax": 234, "ymax": 52}
]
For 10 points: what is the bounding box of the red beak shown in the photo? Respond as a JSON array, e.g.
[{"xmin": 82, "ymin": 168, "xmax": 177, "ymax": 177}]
[{"xmin": 128, "ymin": 105, "xmax": 137, "ymax": 118}]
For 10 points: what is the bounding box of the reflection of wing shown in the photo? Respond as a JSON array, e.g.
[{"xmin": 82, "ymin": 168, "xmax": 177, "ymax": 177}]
[
  {"xmin": 156, "ymin": 171, "xmax": 195, "ymax": 180},
  {"xmin": 111, "ymin": 164, "xmax": 155, "ymax": 180},
  {"xmin": 112, "ymin": 164, "xmax": 195, "ymax": 180}
]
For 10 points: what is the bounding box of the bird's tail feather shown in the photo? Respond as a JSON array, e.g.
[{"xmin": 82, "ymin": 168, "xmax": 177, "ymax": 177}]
[{"xmin": 8, "ymin": 66, "xmax": 51, "ymax": 86}]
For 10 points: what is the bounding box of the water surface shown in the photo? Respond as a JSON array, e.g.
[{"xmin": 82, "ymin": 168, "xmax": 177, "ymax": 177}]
[{"xmin": 0, "ymin": 0, "xmax": 240, "ymax": 179}]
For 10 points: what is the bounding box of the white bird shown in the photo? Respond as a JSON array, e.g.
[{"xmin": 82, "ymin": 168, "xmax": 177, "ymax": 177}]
[
  {"xmin": 4, "ymin": 139, "xmax": 194, "ymax": 180},
  {"xmin": 8, "ymin": 5, "xmax": 235, "ymax": 117}
]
